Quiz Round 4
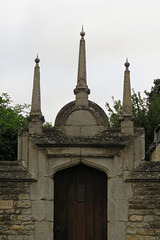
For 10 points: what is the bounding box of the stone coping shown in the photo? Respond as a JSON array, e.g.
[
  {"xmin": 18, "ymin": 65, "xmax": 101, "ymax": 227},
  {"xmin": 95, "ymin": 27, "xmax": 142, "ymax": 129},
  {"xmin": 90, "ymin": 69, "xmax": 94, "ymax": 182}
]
[
  {"xmin": 125, "ymin": 162, "xmax": 160, "ymax": 182},
  {"xmin": 0, "ymin": 161, "xmax": 36, "ymax": 182},
  {"xmin": 31, "ymin": 127, "xmax": 135, "ymax": 148}
]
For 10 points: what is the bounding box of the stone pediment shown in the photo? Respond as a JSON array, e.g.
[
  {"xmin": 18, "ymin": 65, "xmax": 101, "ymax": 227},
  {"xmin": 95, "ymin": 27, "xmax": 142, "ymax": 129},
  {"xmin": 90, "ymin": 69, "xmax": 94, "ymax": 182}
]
[{"xmin": 54, "ymin": 100, "xmax": 109, "ymax": 137}]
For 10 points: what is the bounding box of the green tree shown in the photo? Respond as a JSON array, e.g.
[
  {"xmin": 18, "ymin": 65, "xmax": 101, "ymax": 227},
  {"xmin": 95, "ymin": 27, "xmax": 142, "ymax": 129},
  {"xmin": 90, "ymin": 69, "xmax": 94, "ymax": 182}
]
[
  {"xmin": 43, "ymin": 122, "xmax": 53, "ymax": 127},
  {"xmin": 0, "ymin": 93, "xmax": 29, "ymax": 161},
  {"xmin": 106, "ymin": 79, "xmax": 160, "ymax": 151},
  {"xmin": 145, "ymin": 79, "xmax": 160, "ymax": 147},
  {"xmin": 106, "ymin": 90, "xmax": 148, "ymax": 128},
  {"xmin": 106, "ymin": 97, "xmax": 122, "ymax": 128}
]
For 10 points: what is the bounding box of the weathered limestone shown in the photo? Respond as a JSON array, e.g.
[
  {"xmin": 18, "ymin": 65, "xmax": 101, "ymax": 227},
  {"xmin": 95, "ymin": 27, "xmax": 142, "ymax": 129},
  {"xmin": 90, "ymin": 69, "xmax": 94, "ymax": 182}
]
[
  {"xmin": 121, "ymin": 59, "xmax": 134, "ymax": 135},
  {"xmin": 1, "ymin": 30, "xmax": 160, "ymax": 240},
  {"xmin": 55, "ymin": 100, "xmax": 109, "ymax": 136},
  {"xmin": 74, "ymin": 29, "xmax": 90, "ymax": 107},
  {"xmin": 0, "ymin": 162, "xmax": 35, "ymax": 240},
  {"xmin": 126, "ymin": 181, "xmax": 160, "ymax": 239},
  {"xmin": 27, "ymin": 56, "xmax": 44, "ymax": 134}
]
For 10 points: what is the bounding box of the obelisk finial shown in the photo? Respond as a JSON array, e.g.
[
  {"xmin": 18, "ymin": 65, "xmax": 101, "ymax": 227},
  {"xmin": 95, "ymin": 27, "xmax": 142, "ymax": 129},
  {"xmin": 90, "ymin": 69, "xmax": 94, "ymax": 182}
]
[
  {"xmin": 121, "ymin": 59, "xmax": 134, "ymax": 134},
  {"xmin": 74, "ymin": 28, "xmax": 90, "ymax": 106},
  {"xmin": 28, "ymin": 55, "xmax": 45, "ymax": 134}
]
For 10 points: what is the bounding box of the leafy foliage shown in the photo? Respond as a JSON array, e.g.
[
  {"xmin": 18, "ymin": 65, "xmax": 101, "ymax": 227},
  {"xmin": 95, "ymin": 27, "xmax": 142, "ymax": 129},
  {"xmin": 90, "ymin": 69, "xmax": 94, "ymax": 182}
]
[
  {"xmin": 0, "ymin": 93, "xmax": 30, "ymax": 161},
  {"xmin": 43, "ymin": 122, "xmax": 53, "ymax": 127},
  {"xmin": 145, "ymin": 79, "xmax": 160, "ymax": 147},
  {"xmin": 131, "ymin": 89, "xmax": 148, "ymax": 129},
  {"xmin": 106, "ymin": 79, "xmax": 160, "ymax": 151},
  {"xmin": 105, "ymin": 97, "xmax": 122, "ymax": 128}
]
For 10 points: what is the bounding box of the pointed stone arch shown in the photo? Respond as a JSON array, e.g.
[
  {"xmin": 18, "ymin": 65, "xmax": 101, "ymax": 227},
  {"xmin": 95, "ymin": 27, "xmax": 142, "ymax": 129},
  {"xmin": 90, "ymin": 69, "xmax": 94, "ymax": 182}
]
[{"xmin": 54, "ymin": 164, "xmax": 108, "ymax": 240}]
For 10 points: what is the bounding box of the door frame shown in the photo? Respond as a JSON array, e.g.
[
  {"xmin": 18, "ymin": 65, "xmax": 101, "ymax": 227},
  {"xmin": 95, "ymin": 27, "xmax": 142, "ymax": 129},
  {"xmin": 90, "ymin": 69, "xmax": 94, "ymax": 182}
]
[{"xmin": 53, "ymin": 163, "xmax": 108, "ymax": 240}]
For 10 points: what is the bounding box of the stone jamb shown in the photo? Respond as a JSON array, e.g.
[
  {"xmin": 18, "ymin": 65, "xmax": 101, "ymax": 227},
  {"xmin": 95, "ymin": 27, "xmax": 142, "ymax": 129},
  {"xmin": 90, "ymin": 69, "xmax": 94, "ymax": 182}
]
[{"xmin": 45, "ymin": 152, "xmax": 131, "ymax": 240}]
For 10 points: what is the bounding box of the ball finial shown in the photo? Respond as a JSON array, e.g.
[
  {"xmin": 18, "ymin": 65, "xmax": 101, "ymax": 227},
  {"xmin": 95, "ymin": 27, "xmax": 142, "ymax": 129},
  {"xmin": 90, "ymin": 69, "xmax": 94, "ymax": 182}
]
[
  {"xmin": 124, "ymin": 58, "xmax": 130, "ymax": 68},
  {"xmin": 80, "ymin": 31, "xmax": 85, "ymax": 37},
  {"xmin": 35, "ymin": 55, "xmax": 40, "ymax": 64},
  {"xmin": 80, "ymin": 25, "xmax": 85, "ymax": 37}
]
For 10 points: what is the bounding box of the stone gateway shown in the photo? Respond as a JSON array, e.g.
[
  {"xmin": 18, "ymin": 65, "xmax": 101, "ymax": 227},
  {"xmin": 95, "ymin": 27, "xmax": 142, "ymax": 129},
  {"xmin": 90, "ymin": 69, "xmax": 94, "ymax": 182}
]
[{"xmin": 0, "ymin": 30, "xmax": 160, "ymax": 240}]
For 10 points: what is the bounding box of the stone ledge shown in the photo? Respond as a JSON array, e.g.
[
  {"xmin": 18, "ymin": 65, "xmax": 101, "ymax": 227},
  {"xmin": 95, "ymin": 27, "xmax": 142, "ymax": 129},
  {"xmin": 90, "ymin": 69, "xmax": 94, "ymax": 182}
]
[
  {"xmin": 124, "ymin": 162, "xmax": 160, "ymax": 182},
  {"xmin": 0, "ymin": 161, "xmax": 37, "ymax": 182},
  {"xmin": 46, "ymin": 154, "xmax": 115, "ymax": 158}
]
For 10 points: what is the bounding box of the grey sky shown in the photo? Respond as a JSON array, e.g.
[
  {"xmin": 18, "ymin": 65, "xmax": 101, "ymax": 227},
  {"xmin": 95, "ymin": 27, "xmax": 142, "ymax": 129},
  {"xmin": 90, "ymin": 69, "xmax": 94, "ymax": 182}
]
[{"xmin": 1, "ymin": 0, "xmax": 160, "ymax": 123}]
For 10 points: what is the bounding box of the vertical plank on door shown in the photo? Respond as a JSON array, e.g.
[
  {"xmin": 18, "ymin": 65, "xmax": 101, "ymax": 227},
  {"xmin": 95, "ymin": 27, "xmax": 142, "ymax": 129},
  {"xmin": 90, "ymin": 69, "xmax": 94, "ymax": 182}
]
[
  {"xmin": 54, "ymin": 165, "xmax": 107, "ymax": 240},
  {"xmin": 77, "ymin": 166, "xmax": 85, "ymax": 240},
  {"xmin": 68, "ymin": 168, "xmax": 77, "ymax": 239},
  {"xmin": 85, "ymin": 167, "xmax": 95, "ymax": 239}
]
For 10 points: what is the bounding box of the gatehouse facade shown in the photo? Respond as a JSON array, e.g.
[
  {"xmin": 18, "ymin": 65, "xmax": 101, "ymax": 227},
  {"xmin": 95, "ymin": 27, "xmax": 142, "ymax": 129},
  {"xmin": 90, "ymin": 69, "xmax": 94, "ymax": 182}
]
[{"xmin": 0, "ymin": 30, "xmax": 160, "ymax": 240}]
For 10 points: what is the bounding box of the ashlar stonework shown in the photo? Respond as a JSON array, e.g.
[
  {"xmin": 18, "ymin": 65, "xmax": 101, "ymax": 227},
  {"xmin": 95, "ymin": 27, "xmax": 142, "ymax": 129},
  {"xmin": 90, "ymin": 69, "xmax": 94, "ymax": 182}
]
[{"xmin": 0, "ymin": 30, "xmax": 160, "ymax": 240}]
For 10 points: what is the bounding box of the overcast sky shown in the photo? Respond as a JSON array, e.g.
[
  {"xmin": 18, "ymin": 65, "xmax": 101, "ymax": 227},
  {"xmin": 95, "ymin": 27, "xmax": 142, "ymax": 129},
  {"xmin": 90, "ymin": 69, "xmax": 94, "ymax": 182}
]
[{"xmin": 1, "ymin": 0, "xmax": 160, "ymax": 123}]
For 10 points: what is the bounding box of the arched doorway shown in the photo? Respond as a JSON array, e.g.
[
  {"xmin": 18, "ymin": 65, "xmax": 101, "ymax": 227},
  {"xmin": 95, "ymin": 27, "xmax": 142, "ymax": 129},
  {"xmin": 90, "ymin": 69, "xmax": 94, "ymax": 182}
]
[{"xmin": 54, "ymin": 164, "xmax": 107, "ymax": 240}]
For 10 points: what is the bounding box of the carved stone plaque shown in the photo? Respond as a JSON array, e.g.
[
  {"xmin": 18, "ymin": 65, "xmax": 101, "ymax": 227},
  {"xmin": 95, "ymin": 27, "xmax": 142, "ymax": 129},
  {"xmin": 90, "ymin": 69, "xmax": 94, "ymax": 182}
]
[{"xmin": 0, "ymin": 200, "xmax": 13, "ymax": 209}]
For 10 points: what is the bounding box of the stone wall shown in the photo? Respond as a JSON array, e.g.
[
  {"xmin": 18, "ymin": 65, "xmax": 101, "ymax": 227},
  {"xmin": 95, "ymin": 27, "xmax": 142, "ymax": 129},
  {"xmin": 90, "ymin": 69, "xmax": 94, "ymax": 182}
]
[
  {"xmin": 0, "ymin": 161, "xmax": 35, "ymax": 240},
  {"xmin": 127, "ymin": 182, "xmax": 160, "ymax": 239},
  {"xmin": 0, "ymin": 182, "xmax": 34, "ymax": 240},
  {"xmin": 1, "ymin": 172, "xmax": 160, "ymax": 240}
]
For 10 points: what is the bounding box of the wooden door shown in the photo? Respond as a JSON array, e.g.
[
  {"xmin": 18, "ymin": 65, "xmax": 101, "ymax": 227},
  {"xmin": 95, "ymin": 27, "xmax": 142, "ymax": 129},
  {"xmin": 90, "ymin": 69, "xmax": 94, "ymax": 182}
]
[{"xmin": 54, "ymin": 165, "xmax": 107, "ymax": 240}]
